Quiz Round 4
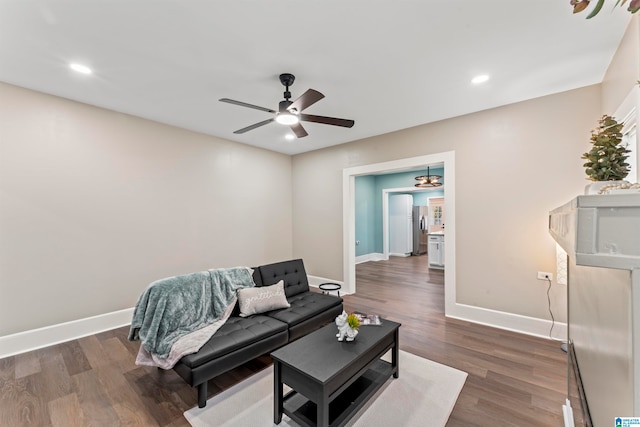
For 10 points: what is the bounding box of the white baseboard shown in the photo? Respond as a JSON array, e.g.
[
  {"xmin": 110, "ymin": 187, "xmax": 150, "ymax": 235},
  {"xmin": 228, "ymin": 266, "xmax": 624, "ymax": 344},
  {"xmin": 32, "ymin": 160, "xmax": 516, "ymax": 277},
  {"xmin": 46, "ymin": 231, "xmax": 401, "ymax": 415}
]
[
  {"xmin": 355, "ymin": 253, "xmax": 387, "ymax": 264},
  {"xmin": 307, "ymin": 275, "xmax": 350, "ymax": 295},
  {"xmin": 312, "ymin": 274, "xmax": 563, "ymax": 341},
  {"xmin": 1, "ymin": 276, "xmax": 346, "ymax": 359},
  {"xmin": 0, "ymin": 308, "xmax": 134, "ymax": 358},
  {"xmin": 312, "ymin": 272, "xmax": 565, "ymax": 340},
  {"xmin": 447, "ymin": 302, "xmax": 567, "ymax": 342},
  {"xmin": 0, "ymin": 284, "xmax": 565, "ymax": 358},
  {"xmin": 563, "ymin": 399, "xmax": 575, "ymax": 427},
  {"xmin": 388, "ymin": 253, "xmax": 411, "ymax": 258}
]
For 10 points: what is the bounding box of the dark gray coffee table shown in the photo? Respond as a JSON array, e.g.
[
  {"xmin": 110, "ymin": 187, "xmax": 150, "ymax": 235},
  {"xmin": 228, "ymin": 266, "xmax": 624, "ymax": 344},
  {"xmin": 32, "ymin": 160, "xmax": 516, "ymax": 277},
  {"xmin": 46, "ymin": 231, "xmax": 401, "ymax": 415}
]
[{"xmin": 271, "ymin": 318, "xmax": 400, "ymax": 427}]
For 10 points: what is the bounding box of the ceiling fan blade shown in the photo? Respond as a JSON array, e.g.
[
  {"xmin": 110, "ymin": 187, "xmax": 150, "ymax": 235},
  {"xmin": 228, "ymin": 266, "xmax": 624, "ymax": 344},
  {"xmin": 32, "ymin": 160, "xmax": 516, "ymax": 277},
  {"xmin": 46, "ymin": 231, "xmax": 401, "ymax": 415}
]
[
  {"xmin": 299, "ymin": 114, "xmax": 355, "ymax": 128},
  {"xmin": 219, "ymin": 98, "xmax": 276, "ymax": 114},
  {"xmin": 288, "ymin": 89, "xmax": 324, "ymax": 113},
  {"xmin": 290, "ymin": 122, "xmax": 308, "ymax": 138},
  {"xmin": 233, "ymin": 118, "xmax": 274, "ymax": 134}
]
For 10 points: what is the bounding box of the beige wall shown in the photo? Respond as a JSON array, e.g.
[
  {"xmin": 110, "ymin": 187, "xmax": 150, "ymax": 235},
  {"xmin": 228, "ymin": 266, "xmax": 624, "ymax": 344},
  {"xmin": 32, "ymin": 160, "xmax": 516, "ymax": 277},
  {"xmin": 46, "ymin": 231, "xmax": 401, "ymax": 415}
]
[
  {"xmin": 0, "ymin": 82, "xmax": 293, "ymax": 336},
  {"xmin": 293, "ymin": 85, "xmax": 602, "ymax": 322},
  {"xmin": 2, "ymin": 18, "xmax": 635, "ymax": 341},
  {"xmin": 602, "ymin": 16, "xmax": 640, "ymax": 181},
  {"xmin": 601, "ymin": 16, "xmax": 639, "ymax": 115}
]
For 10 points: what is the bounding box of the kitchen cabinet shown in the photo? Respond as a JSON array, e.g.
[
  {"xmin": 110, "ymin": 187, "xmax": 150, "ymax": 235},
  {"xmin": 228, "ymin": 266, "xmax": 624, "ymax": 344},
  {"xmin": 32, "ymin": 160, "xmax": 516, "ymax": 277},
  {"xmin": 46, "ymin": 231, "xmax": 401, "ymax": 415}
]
[{"xmin": 428, "ymin": 234, "xmax": 444, "ymax": 269}]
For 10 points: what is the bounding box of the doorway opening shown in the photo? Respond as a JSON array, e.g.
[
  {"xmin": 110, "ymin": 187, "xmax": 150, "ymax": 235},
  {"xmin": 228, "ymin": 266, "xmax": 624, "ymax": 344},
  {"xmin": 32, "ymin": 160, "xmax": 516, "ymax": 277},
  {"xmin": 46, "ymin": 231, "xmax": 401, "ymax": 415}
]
[
  {"xmin": 382, "ymin": 188, "xmax": 441, "ymax": 258},
  {"xmin": 342, "ymin": 151, "xmax": 456, "ymax": 317}
]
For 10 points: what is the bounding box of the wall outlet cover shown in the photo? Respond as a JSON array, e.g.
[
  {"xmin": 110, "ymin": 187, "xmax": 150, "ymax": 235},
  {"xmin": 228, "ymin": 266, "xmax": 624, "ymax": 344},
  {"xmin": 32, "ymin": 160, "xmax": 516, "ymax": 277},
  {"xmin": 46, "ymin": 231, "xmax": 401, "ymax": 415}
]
[{"xmin": 537, "ymin": 271, "xmax": 553, "ymax": 281}]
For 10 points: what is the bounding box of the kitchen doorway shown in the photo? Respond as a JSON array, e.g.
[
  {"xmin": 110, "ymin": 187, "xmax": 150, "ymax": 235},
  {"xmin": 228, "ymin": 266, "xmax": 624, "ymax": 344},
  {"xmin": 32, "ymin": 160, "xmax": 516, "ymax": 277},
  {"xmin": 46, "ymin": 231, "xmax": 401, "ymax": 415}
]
[
  {"xmin": 382, "ymin": 189, "xmax": 442, "ymax": 259},
  {"xmin": 342, "ymin": 151, "xmax": 456, "ymax": 317}
]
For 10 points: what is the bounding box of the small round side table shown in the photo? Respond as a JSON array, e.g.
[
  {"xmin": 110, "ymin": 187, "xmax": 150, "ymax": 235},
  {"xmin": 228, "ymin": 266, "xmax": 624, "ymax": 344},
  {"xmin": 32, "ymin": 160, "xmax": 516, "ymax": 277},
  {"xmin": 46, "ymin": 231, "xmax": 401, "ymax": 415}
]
[{"xmin": 319, "ymin": 282, "xmax": 341, "ymax": 296}]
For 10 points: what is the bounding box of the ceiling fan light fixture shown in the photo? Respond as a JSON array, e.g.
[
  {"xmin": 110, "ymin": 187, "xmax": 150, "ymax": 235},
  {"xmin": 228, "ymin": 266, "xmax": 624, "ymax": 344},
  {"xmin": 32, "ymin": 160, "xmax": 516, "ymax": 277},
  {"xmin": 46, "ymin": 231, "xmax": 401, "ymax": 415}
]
[{"xmin": 275, "ymin": 112, "xmax": 299, "ymax": 125}]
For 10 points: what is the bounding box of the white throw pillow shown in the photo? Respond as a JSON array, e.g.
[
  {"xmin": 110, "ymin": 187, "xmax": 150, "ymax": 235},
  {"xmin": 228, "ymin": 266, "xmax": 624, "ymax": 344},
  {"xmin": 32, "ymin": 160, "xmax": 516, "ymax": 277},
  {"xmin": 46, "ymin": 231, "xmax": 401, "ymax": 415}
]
[{"xmin": 237, "ymin": 280, "xmax": 290, "ymax": 317}]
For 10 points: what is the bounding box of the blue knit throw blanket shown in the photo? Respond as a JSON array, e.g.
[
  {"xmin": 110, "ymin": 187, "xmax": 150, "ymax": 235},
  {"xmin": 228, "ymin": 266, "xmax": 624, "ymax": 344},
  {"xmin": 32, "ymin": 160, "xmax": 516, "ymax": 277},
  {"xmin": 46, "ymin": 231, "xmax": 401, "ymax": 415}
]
[{"xmin": 128, "ymin": 267, "xmax": 255, "ymax": 363}]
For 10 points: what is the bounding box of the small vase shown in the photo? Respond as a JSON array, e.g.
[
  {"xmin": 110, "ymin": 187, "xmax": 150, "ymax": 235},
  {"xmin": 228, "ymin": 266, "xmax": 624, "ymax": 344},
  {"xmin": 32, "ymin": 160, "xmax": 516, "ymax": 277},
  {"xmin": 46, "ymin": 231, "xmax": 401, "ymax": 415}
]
[{"xmin": 585, "ymin": 180, "xmax": 628, "ymax": 195}]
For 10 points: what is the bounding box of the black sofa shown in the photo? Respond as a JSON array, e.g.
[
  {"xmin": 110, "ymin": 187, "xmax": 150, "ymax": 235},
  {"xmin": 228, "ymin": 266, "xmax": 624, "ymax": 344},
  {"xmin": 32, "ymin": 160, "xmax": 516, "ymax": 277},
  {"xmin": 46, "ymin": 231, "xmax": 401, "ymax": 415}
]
[{"xmin": 171, "ymin": 258, "xmax": 343, "ymax": 407}]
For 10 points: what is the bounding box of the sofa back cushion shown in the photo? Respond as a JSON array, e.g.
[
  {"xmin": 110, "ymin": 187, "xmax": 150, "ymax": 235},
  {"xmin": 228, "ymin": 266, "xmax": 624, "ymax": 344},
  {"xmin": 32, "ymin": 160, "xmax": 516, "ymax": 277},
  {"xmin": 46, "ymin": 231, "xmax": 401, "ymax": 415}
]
[
  {"xmin": 257, "ymin": 259, "xmax": 309, "ymax": 298},
  {"xmin": 251, "ymin": 267, "xmax": 263, "ymax": 287}
]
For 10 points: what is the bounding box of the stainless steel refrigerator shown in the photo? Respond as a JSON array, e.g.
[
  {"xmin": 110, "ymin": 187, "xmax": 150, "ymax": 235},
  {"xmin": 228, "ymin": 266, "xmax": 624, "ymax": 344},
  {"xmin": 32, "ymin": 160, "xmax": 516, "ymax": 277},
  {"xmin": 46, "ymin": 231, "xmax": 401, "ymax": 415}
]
[{"xmin": 412, "ymin": 206, "xmax": 428, "ymax": 255}]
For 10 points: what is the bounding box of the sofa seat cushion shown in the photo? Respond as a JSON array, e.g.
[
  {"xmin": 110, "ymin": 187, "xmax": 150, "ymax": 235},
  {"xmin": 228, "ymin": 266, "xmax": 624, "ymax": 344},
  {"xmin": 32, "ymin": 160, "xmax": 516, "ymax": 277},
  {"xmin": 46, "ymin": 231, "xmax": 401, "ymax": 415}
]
[
  {"xmin": 266, "ymin": 292, "xmax": 342, "ymax": 327},
  {"xmin": 179, "ymin": 315, "xmax": 287, "ymax": 369}
]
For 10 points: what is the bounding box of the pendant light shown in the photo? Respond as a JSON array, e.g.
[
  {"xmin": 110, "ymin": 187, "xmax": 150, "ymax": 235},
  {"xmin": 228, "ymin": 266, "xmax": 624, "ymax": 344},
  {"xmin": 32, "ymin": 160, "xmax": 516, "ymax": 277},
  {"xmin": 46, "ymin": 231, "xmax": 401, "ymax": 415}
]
[{"xmin": 414, "ymin": 167, "xmax": 442, "ymax": 188}]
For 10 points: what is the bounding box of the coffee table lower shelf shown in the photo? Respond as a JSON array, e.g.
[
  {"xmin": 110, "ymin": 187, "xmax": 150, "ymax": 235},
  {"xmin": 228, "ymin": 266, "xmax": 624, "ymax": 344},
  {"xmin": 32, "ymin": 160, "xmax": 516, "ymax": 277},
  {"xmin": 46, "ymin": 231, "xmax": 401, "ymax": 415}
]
[{"xmin": 282, "ymin": 359, "xmax": 393, "ymax": 427}]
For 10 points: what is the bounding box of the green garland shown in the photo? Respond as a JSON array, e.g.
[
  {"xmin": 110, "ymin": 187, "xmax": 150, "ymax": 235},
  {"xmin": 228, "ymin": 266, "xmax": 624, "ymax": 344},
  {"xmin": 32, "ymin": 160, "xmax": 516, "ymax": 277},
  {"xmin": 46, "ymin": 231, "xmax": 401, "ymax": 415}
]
[{"xmin": 571, "ymin": 0, "xmax": 640, "ymax": 18}]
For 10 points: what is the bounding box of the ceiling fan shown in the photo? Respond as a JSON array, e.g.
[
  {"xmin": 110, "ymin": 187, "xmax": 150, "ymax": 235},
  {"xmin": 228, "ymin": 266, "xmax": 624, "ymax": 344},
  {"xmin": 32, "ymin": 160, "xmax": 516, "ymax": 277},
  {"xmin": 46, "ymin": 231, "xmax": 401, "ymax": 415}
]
[{"xmin": 219, "ymin": 73, "xmax": 355, "ymax": 138}]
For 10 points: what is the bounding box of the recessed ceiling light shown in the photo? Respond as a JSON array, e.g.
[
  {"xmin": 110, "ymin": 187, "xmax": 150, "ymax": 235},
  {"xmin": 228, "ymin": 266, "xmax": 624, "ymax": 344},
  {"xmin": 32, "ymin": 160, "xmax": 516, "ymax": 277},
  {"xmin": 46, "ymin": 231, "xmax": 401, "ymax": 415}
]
[
  {"xmin": 285, "ymin": 134, "xmax": 295, "ymax": 141},
  {"xmin": 471, "ymin": 74, "xmax": 489, "ymax": 84},
  {"xmin": 69, "ymin": 63, "xmax": 92, "ymax": 75}
]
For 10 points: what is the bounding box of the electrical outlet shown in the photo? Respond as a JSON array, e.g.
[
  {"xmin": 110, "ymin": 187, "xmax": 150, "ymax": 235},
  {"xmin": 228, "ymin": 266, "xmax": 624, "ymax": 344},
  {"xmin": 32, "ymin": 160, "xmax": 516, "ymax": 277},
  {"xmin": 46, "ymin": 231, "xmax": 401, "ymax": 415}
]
[{"xmin": 537, "ymin": 271, "xmax": 553, "ymax": 281}]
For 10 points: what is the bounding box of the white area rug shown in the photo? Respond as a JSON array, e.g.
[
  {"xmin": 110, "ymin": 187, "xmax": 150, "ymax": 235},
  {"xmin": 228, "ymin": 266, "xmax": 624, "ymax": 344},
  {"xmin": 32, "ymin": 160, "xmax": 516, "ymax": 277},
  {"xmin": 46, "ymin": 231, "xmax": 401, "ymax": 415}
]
[{"xmin": 184, "ymin": 350, "xmax": 467, "ymax": 427}]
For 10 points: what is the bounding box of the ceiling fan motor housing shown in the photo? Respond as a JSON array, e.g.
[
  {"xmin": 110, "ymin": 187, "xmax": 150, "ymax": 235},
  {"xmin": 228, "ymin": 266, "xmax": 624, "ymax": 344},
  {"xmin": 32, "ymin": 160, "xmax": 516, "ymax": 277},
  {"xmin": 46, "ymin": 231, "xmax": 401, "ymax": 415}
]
[{"xmin": 279, "ymin": 100, "xmax": 294, "ymax": 113}]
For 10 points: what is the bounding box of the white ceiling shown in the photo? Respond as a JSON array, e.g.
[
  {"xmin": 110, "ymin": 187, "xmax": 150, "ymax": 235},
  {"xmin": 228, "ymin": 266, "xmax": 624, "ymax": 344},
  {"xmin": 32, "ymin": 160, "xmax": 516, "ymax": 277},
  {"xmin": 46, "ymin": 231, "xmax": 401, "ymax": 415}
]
[{"xmin": 0, "ymin": 1, "xmax": 632, "ymax": 155}]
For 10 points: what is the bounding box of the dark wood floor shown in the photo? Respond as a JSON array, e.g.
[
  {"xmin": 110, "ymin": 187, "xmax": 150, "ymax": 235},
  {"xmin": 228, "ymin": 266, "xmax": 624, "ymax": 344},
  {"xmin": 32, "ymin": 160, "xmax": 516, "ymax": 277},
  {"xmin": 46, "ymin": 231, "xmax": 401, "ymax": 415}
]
[
  {"xmin": 350, "ymin": 256, "xmax": 566, "ymax": 426},
  {"xmin": 0, "ymin": 255, "xmax": 566, "ymax": 426}
]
